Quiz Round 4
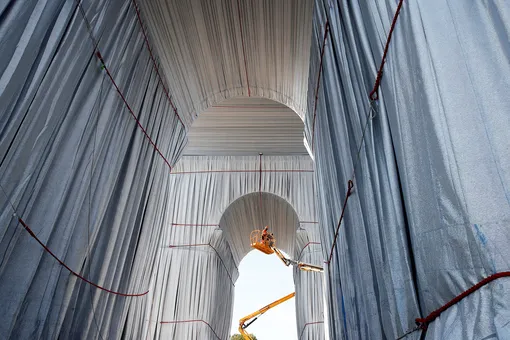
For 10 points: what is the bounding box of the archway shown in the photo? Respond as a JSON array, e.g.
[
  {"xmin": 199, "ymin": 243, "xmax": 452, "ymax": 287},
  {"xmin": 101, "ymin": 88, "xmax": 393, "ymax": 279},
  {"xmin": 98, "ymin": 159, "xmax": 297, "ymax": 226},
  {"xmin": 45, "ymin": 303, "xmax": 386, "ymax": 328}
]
[
  {"xmin": 219, "ymin": 192, "xmax": 300, "ymax": 339},
  {"xmin": 219, "ymin": 192, "xmax": 299, "ymax": 264},
  {"xmin": 138, "ymin": 155, "xmax": 322, "ymax": 339}
]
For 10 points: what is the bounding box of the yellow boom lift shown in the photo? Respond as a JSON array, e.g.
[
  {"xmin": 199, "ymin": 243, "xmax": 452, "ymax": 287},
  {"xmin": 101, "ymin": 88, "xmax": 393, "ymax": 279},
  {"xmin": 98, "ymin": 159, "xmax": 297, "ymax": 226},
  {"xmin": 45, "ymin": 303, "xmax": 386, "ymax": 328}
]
[
  {"xmin": 238, "ymin": 292, "xmax": 296, "ymax": 340},
  {"xmin": 249, "ymin": 229, "xmax": 324, "ymax": 272}
]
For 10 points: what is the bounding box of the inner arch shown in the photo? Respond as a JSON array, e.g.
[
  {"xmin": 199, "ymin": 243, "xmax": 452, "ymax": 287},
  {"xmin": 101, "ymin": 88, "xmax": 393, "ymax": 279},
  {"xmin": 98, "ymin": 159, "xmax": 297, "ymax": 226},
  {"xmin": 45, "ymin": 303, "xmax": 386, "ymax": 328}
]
[
  {"xmin": 184, "ymin": 97, "xmax": 307, "ymax": 156},
  {"xmin": 219, "ymin": 192, "xmax": 300, "ymax": 265}
]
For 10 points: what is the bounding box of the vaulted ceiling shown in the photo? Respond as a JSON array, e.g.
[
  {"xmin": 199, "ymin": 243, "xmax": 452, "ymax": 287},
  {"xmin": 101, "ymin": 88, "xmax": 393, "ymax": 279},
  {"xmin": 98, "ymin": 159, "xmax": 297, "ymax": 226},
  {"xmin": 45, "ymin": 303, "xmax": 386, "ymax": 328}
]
[
  {"xmin": 184, "ymin": 97, "xmax": 307, "ymax": 155},
  {"xmin": 139, "ymin": 0, "xmax": 314, "ymax": 129}
]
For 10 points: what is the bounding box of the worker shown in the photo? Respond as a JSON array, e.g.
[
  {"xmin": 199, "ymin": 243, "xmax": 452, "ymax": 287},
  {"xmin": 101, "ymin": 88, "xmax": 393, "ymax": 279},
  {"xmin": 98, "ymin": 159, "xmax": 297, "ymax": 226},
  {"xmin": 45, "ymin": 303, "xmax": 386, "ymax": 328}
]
[
  {"xmin": 261, "ymin": 226, "xmax": 274, "ymax": 247},
  {"xmin": 261, "ymin": 226, "xmax": 269, "ymax": 242},
  {"xmin": 268, "ymin": 232, "xmax": 274, "ymax": 247}
]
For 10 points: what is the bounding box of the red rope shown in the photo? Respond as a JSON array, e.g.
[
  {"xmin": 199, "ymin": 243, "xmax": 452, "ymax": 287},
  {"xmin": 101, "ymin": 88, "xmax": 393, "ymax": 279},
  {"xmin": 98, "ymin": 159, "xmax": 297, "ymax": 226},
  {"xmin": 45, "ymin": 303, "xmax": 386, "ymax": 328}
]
[
  {"xmin": 416, "ymin": 271, "xmax": 510, "ymax": 330},
  {"xmin": 311, "ymin": 22, "xmax": 330, "ymax": 151},
  {"xmin": 160, "ymin": 319, "xmax": 221, "ymax": 340},
  {"xmin": 131, "ymin": 0, "xmax": 184, "ymax": 127},
  {"xmin": 167, "ymin": 244, "xmax": 210, "ymax": 249},
  {"xmin": 211, "ymin": 105, "xmax": 284, "ymax": 109},
  {"xmin": 259, "ymin": 153, "xmax": 263, "ymax": 212},
  {"xmin": 95, "ymin": 52, "xmax": 173, "ymax": 171},
  {"xmin": 236, "ymin": 0, "xmax": 251, "ymax": 97},
  {"xmin": 297, "ymin": 242, "xmax": 321, "ymax": 261},
  {"xmin": 169, "ymin": 169, "xmax": 313, "ymax": 175},
  {"xmin": 322, "ymin": 0, "xmax": 405, "ymax": 267},
  {"xmin": 18, "ymin": 218, "xmax": 148, "ymax": 297},
  {"xmin": 298, "ymin": 321, "xmax": 324, "ymax": 340},
  {"xmin": 326, "ymin": 180, "xmax": 354, "ymax": 264},
  {"xmin": 369, "ymin": 0, "xmax": 405, "ymax": 101},
  {"xmin": 171, "ymin": 223, "xmax": 219, "ymax": 227},
  {"xmin": 167, "ymin": 243, "xmax": 236, "ymax": 285}
]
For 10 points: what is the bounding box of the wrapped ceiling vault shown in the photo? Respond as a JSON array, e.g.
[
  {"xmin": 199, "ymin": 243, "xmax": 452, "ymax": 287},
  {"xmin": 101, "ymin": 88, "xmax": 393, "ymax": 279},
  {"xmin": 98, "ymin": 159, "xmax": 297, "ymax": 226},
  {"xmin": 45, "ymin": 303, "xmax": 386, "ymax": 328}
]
[{"xmin": 1, "ymin": 0, "xmax": 509, "ymax": 340}]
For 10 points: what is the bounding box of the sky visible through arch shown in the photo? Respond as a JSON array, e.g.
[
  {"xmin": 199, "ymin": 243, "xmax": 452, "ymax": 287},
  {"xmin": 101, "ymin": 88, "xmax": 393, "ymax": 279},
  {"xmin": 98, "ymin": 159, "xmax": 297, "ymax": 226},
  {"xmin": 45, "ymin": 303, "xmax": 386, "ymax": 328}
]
[{"xmin": 231, "ymin": 249, "xmax": 298, "ymax": 340}]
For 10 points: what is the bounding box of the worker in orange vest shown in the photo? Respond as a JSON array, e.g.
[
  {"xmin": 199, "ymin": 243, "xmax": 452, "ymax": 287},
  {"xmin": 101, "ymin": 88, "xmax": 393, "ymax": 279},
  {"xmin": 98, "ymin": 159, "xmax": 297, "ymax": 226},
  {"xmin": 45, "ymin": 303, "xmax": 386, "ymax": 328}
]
[
  {"xmin": 261, "ymin": 226, "xmax": 269, "ymax": 243},
  {"xmin": 261, "ymin": 226, "xmax": 274, "ymax": 247}
]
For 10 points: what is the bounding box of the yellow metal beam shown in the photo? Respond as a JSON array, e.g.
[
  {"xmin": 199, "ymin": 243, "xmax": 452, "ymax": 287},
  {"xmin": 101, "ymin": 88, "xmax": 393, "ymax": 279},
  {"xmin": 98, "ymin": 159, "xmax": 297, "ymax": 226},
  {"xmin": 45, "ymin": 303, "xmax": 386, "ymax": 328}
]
[{"xmin": 238, "ymin": 292, "xmax": 296, "ymax": 339}]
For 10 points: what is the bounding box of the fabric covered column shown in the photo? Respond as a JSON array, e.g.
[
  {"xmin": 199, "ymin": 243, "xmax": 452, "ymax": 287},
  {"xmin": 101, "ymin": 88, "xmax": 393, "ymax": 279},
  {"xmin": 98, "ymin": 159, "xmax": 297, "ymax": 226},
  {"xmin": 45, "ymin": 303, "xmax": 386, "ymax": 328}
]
[
  {"xmin": 307, "ymin": 0, "xmax": 510, "ymax": 339},
  {"xmin": 0, "ymin": 0, "xmax": 186, "ymax": 338}
]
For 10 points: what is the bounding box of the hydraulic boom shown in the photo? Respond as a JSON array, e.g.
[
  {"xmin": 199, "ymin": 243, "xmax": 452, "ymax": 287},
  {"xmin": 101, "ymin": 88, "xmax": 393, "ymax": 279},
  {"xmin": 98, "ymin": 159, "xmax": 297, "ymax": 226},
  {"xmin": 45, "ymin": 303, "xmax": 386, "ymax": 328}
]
[
  {"xmin": 238, "ymin": 292, "xmax": 296, "ymax": 340},
  {"xmin": 249, "ymin": 230, "xmax": 324, "ymax": 272},
  {"xmin": 271, "ymin": 246, "xmax": 324, "ymax": 272}
]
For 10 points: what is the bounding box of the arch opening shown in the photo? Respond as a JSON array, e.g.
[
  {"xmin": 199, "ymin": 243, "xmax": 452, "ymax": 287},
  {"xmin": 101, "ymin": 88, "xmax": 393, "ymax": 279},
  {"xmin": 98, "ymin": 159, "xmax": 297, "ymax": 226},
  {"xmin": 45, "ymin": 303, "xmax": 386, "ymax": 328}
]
[
  {"xmin": 230, "ymin": 250, "xmax": 298, "ymax": 339},
  {"xmin": 219, "ymin": 192, "xmax": 301, "ymax": 339},
  {"xmin": 219, "ymin": 192, "xmax": 301, "ymax": 266}
]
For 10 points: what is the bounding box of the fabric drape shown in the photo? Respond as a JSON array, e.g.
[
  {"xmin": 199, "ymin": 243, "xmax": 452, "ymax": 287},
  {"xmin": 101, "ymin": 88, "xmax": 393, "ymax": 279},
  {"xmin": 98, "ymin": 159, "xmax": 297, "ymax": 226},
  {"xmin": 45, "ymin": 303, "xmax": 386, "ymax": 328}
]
[
  {"xmin": 136, "ymin": 155, "xmax": 324, "ymax": 340},
  {"xmin": 0, "ymin": 1, "xmax": 185, "ymax": 338},
  {"xmin": 307, "ymin": 1, "xmax": 510, "ymax": 339}
]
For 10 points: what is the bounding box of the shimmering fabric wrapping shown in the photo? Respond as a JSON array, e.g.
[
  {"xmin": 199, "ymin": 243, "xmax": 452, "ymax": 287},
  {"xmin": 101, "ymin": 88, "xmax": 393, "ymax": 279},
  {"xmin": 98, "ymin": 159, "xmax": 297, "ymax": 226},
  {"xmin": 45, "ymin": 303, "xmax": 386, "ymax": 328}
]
[
  {"xmin": 306, "ymin": 1, "xmax": 510, "ymax": 339},
  {"xmin": 0, "ymin": 0, "xmax": 185, "ymax": 338},
  {"xmin": 1, "ymin": 0, "xmax": 509, "ymax": 339}
]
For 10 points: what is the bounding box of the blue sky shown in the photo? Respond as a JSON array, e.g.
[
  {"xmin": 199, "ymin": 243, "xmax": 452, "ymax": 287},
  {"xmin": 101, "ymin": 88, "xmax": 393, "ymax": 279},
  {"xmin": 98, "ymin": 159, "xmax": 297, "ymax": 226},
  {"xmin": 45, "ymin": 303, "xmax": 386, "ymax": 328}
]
[{"xmin": 231, "ymin": 250, "xmax": 298, "ymax": 340}]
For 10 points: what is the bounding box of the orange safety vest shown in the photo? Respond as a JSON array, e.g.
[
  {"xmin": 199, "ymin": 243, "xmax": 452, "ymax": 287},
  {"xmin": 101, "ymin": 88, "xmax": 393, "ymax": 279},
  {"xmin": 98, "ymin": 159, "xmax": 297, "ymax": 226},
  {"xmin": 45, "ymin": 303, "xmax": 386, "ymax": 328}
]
[{"xmin": 262, "ymin": 229, "xmax": 268, "ymax": 240}]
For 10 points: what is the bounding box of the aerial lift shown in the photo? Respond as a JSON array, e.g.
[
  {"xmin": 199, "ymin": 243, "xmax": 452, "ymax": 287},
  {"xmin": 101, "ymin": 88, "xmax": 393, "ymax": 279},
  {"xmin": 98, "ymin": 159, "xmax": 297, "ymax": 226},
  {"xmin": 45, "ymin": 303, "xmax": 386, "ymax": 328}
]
[
  {"xmin": 238, "ymin": 292, "xmax": 296, "ymax": 340},
  {"xmin": 237, "ymin": 229, "xmax": 322, "ymax": 339},
  {"xmin": 249, "ymin": 229, "xmax": 324, "ymax": 272}
]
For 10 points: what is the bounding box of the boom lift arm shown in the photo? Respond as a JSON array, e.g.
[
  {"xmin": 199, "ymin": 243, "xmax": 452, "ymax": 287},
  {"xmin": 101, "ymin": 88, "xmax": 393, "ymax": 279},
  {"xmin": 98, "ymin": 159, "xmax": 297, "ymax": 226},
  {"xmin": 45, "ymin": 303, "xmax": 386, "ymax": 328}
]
[
  {"xmin": 238, "ymin": 292, "xmax": 296, "ymax": 340},
  {"xmin": 271, "ymin": 246, "xmax": 324, "ymax": 273},
  {"xmin": 249, "ymin": 230, "xmax": 324, "ymax": 272}
]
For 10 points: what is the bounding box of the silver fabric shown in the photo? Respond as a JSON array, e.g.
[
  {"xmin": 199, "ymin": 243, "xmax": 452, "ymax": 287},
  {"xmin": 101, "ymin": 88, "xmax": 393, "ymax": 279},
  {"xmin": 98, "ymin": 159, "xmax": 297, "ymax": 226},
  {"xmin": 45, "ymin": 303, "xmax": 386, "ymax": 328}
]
[
  {"xmin": 135, "ymin": 155, "xmax": 324, "ymax": 339},
  {"xmin": 307, "ymin": 1, "xmax": 510, "ymax": 339},
  {"xmin": 138, "ymin": 0, "xmax": 314, "ymax": 123},
  {"xmin": 184, "ymin": 97, "xmax": 308, "ymax": 156},
  {"xmin": 1, "ymin": 0, "xmax": 509, "ymax": 339},
  {"xmin": 0, "ymin": 0, "xmax": 185, "ymax": 339}
]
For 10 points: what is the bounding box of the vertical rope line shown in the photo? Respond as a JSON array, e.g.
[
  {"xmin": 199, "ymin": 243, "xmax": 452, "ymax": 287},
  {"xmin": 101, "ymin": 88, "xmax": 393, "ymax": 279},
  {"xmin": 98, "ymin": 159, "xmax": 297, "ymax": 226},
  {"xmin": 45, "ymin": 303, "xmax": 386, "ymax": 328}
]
[
  {"xmin": 236, "ymin": 0, "xmax": 251, "ymax": 96},
  {"xmin": 311, "ymin": 22, "xmax": 330, "ymax": 151}
]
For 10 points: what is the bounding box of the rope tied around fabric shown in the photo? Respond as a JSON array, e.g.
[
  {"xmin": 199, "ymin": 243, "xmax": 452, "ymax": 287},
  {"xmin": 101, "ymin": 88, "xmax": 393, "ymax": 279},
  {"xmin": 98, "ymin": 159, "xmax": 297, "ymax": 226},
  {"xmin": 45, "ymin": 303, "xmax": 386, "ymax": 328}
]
[
  {"xmin": 95, "ymin": 52, "xmax": 173, "ymax": 172},
  {"xmin": 369, "ymin": 0, "xmax": 405, "ymax": 101},
  {"xmin": 298, "ymin": 321, "xmax": 324, "ymax": 340},
  {"xmin": 415, "ymin": 271, "xmax": 510, "ymax": 330},
  {"xmin": 394, "ymin": 271, "xmax": 510, "ymax": 339},
  {"xmin": 131, "ymin": 0, "xmax": 184, "ymax": 127},
  {"xmin": 311, "ymin": 21, "xmax": 331, "ymax": 151},
  {"xmin": 166, "ymin": 242, "xmax": 237, "ymax": 286},
  {"xmin": 325, "ymin": 180, "xmax": 354, "ymax": 264},
  {"xmin": 160, "ymin": 319, "xmax": 222, "ymax": 340},
  {"xmin": 324, "ymin": 0, "xmax": 401, "ymax": 268},
  {"xmin": 17, "ymin": 218, "xmax": 149, "ymax": 297}
]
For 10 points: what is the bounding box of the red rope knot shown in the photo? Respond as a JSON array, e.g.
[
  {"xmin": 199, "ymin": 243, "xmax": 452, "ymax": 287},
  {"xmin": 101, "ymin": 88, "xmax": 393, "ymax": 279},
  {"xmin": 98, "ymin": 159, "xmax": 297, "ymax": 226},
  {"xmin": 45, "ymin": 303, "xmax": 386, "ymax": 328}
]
[
  {"xmin": 326, "ymin": 179, "xmax": 355, "ymax": 264},
  {"xmin": 95, "ymin": 51, "xmax": 105, "ymax": 65},
  {"xmin": 369, "ymin": 67, "xmax": 384, "ymax": 101},
  {"xmin": 347, "ymin": 179, "xmax": 354, "ymax": 196},
  {"xmin": 369, "ymin": 99, "xmax": 378, "ymax": 119},
  {"xmin": 368, "ymin": 0, "xmax": 405, "ymax": 101},
  {"xmin": 415, "ymin": 310, "xmax": 441, "ymax": 331}
]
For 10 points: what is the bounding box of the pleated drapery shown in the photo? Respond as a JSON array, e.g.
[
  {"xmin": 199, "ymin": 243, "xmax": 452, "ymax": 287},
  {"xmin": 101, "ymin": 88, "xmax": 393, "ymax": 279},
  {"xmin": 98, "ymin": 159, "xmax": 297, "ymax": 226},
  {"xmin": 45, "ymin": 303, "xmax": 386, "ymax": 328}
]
[
  {"xmin": 307, "ymin": 1, "xmax": 510, "ymax": 339},
  {"xmin": 0, "ymin": 1, "xmax": 185, "ymax": 338},
  {"xmin": 135, "ymin": 155, "xmax": 324, "ymax": 339},
  {"xmin": 1, "ymin": 0, "xmax": 509, "ymax": 339}
]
